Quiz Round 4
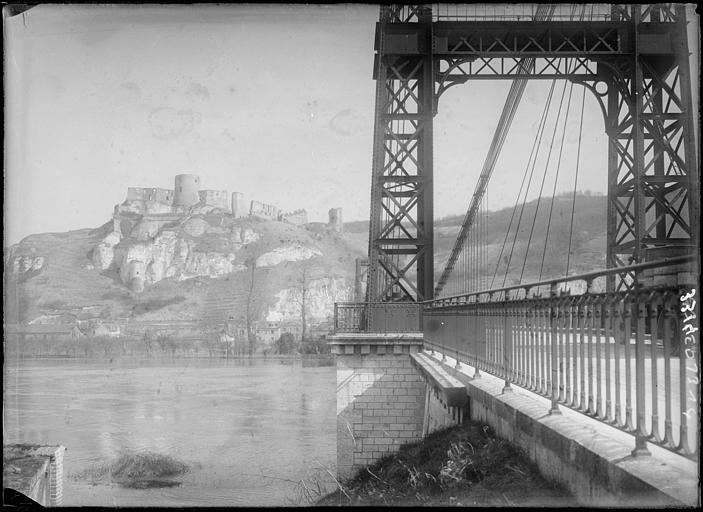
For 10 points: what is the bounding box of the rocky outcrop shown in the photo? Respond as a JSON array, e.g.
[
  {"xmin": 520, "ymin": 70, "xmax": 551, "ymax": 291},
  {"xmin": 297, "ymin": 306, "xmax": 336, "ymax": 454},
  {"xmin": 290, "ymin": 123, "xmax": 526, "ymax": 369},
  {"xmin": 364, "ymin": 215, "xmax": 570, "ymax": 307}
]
[
  {"xmin": 240, "ymin": 227, "xmax": 260, "ymax": 244},
  {"xmin": 256, "ymin": 244, "xmax": 322, "ymax": 267},
  {"xmin": 112, "ymin": 229, "xmax": 245, "ymax": 292},
  {"xmin": 181, "ymin": 217, "xmax": 210, "ymax": 237},
  {"xmin": 265, "ymin": 277, "xmax": 352, "ymax": 323},
  {"xmin": 91, "ymin": 204, "xmax": 343, "ymax": 300},
  {"xmin": 92, "ymin": 231, "xmax": 121, "ymax": 270},
  {"xmin": 10, "ymin": 255, "xmax": 45, "ymax": 274},
  {"xmin": 130, "ymin": 219, "xmax": 162, "ymax": 241}
]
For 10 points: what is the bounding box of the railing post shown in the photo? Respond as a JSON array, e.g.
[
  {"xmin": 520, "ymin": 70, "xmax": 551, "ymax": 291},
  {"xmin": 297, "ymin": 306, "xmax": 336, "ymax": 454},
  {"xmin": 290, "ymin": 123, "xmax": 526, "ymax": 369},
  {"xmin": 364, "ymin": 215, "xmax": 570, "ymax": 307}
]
[
  {"xmin": 334, "ymin": 303, "xmax": 339, "ymax": 333},
  {"xmin": 632, "ymin": 288, "xmax": 651, "ymax": 456},
  {"xmin": 503, "ymin": 290, "xmax": 513, "ymax": 393},
  {"xmin": 549, "ymin": 282, "xmax": 561, "ymax": 414},
  {"xmin": 474, "ymin": 297, "xmax": 482, "ymax": 379}
]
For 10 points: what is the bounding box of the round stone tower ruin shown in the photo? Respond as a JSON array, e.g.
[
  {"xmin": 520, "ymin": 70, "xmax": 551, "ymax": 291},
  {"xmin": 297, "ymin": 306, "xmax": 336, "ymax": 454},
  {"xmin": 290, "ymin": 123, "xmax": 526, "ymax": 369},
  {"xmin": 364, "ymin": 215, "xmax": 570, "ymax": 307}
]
[{"xmin": 173, "ymin": 174, "xmax": 200, "ymax": 207}]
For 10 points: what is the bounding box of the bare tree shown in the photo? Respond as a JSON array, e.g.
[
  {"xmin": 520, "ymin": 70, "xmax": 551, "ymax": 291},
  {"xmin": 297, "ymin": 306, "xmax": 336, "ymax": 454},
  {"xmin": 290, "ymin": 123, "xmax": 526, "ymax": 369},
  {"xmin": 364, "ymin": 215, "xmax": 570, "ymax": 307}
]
[
  {"xmin": 294, "ymin": 263, "xmax": 322, "ymax": 344},
  {"xmin": 299, "ymin": 265, "xmax": 309, "ymax": 343},
  {"xmin": 245, "ymin": 258, "xmax": 258, "ymax": 356}
]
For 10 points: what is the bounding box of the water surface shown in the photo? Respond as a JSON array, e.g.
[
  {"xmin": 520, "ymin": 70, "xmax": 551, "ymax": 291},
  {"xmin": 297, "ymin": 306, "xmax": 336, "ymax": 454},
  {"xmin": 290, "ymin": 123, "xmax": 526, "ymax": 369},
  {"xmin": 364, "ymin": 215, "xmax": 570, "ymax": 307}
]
[{"xmin": 3, "ymin": 357, "xmax": 336, "ymax": 507}]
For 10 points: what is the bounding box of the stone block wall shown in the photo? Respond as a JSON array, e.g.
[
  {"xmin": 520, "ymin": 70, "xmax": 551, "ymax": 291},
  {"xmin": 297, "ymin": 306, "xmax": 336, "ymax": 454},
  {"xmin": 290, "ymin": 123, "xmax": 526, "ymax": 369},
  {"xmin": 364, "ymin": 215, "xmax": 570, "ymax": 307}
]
[
  {"xmin": 332, "ymin": 338, "xmax": 426, "ymax": 480},
  {"xmin": 424, "ymin": 384, "xmax": 464, "ymax": 436},
  {"xmin": 48, "ymin": 446, "xmax": 65, "ymax": 506}
]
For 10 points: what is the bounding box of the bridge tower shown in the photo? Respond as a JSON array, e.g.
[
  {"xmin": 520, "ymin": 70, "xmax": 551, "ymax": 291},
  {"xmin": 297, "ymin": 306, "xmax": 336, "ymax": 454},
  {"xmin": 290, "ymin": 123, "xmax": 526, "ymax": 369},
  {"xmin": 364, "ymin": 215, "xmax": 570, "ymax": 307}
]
[{"xmin": 365, "ymin": 4, "xmax": 699, "ymax": 301}]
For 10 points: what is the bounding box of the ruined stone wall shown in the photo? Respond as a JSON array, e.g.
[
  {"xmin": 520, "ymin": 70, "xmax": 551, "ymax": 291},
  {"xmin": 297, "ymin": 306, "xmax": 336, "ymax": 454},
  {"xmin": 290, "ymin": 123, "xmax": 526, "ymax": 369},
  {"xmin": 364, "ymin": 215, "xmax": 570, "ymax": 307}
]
[
  {"xmin": 119, "ymin": 200, "xmax": 146, "ymax": 215},
  {"xmin": 126, "ymin": 187, "xmax": 173, "ymax": 204},
  {"xmin": 231, "ymin": 192, "xmax": 247, "ymax": 218},
  {"xmin": 126, "ymin": 187, "xmax": 145, "ymax": 201},
  {"xmin": 328, "ymin": 207, "xmax": 343, "ymax": 233},
  {"xmin": 250, "ymin": 200, "xmax": 279, "ymax": 220},
  {"xmin": 281, "ymin": 209, "xmax": 308, "ymax": 225},
  {"xmin": 199, "ymin": 189, "xmax": 230, "ymax": 210}
]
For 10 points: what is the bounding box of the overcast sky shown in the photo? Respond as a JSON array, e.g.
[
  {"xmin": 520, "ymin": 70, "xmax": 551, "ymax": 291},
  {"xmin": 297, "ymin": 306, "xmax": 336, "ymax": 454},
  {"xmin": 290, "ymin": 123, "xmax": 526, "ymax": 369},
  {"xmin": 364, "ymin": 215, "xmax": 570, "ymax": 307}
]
[{"xmin": 4, "ymin": 4, "xmax": 699, "ymax": 246}]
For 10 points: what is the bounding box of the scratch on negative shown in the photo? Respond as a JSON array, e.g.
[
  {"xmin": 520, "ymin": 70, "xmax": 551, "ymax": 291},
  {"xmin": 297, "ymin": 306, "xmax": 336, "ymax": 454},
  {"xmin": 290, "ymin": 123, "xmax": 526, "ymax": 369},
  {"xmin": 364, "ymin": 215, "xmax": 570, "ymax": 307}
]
[{"xmin": 346, "ymin": 422, "xmax": 356, "ymax": 445}]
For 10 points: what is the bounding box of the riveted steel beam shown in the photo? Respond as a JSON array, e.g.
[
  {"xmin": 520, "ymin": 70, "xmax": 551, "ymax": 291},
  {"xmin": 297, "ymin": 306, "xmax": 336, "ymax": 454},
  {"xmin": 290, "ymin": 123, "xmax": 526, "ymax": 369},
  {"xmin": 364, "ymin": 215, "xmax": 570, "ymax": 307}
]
[{"xmin": 367, "ymin": 4, "xmax": 699, "ymax": 301}]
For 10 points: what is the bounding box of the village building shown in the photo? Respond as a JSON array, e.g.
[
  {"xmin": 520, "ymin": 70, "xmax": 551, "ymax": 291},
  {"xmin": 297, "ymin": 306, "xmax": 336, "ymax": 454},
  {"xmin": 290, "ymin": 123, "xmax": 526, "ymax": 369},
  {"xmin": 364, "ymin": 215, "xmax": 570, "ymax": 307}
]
[
  {"xmin": 90, "ymin": 323, "xmax": 121, "ymax": 338},
  {"xmin": 254, "ymin": 321, "xmax": 281, "ymax": 344},
  {"xmin": 279, "ymin": 320, "xmax": 303, "ymax": 339},
  {"xmin": 5, "ymin": 324, "xmax": 82, "ymax": 342}
]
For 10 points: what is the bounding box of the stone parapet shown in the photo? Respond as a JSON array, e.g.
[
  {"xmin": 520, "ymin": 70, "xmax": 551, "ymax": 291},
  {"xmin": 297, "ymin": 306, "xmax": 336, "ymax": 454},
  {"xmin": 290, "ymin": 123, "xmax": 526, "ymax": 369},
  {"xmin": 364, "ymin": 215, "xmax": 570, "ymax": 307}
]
[{"xmin": 328, "ymin": 332, "xmax": 423, "ymax": 356}]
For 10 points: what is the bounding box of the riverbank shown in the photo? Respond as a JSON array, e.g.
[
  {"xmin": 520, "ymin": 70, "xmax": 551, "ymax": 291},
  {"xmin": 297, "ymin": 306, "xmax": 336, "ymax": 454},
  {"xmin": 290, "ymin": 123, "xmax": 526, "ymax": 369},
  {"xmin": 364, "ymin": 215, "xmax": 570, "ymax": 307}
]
[
  {"xmin": 317, "ymin": 423, "xmax": 577, "ymax": 507},
  {"xmin": 4, "ymin": 353, "xmax": 335, "ymax": 366}
]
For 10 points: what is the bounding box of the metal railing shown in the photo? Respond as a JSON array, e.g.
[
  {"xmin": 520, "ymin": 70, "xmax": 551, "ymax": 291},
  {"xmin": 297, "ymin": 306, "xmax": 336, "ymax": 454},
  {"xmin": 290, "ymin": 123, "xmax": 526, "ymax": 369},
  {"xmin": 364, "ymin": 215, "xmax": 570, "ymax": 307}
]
[
  {"xmin": 334, "ymin": 302, "xmax": 421, "ymax": 333},
  {"xmin": 424, "ymin": 256, "xmax": 699, "ymax": 459}
]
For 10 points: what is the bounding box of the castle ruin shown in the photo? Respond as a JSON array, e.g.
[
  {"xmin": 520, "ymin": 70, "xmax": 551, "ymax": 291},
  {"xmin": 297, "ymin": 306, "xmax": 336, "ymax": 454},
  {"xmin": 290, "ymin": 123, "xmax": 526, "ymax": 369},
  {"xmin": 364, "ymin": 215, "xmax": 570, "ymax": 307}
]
[{"xmin": 115, "ymin": 174, "xmax": 338, "ymax": 237}]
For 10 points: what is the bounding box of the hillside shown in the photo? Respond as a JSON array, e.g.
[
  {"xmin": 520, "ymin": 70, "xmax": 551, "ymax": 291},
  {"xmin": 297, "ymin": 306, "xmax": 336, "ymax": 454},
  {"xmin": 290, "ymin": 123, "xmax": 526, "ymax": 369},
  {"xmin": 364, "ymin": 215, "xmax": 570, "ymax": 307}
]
[
  {"xmin": 4, "ymin": 216, "xmax": 363, "ymax": 332},
  {"xmin": 434, "ymin": 192, "xmax": 607, "ymax": 289},
  {"xmin": 4, "ymin": 193, "xmax": 605, "ymax": 334}
]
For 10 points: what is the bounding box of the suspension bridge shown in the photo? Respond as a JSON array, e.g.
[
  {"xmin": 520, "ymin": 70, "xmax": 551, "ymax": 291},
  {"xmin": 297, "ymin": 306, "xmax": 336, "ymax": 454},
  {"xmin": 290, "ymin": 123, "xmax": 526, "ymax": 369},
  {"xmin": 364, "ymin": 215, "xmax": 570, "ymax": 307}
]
[{"xmin": 330, "ymin": 4, "xmax": 699, "ymax": 494}]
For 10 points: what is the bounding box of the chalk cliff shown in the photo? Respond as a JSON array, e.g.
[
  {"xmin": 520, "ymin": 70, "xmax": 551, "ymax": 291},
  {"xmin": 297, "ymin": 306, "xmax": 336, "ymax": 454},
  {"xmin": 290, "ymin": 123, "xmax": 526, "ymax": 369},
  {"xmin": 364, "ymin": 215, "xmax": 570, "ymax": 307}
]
[{"xmin": 4, "ymin": 208, "xmax": 367, "ymax": 332}]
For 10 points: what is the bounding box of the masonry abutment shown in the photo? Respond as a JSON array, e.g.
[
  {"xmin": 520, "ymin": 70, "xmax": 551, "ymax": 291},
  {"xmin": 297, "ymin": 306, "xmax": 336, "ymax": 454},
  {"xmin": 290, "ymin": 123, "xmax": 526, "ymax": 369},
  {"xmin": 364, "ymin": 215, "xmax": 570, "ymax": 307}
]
[
  {"xmin": 329, "ymin": 334, "xmax": 464, "ymax": 480},
  {"xmin": 3, "ymin": 445, "xmax": 66, "ymax": 506}
]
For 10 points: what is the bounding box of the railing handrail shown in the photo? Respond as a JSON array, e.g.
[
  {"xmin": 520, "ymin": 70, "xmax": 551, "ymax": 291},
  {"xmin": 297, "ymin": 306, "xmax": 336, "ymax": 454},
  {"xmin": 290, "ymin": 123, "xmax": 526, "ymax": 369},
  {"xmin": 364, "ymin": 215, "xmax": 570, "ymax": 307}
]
[
  {"xmin": 335, "ymin": 301, "xmax": 420, "ymax": 306},
  {"xmin": 427, "ymin": 255, "xmax": 696, "ymax": 305}
]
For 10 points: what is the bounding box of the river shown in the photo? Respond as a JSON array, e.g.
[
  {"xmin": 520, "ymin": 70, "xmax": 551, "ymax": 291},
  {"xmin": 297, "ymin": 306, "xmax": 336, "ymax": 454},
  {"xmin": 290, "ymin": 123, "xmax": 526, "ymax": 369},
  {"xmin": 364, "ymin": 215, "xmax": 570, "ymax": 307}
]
[{"xmin": 3, "ymin": 357, "xmax": 337, "ymax": 507}]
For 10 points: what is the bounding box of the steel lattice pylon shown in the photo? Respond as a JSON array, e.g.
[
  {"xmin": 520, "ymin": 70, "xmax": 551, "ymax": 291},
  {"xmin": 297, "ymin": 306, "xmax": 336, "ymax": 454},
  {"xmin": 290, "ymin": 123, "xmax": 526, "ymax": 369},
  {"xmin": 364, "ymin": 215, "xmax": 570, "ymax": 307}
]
[{"xmin": 366, "ymin": 3, "xmax": 699, "ymax": 304}]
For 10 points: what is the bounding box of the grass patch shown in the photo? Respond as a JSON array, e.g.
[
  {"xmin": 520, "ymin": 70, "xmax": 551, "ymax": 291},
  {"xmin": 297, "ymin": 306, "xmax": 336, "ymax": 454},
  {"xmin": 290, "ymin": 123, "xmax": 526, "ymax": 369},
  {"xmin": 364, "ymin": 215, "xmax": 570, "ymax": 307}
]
[
  {"xmin": 131, "ymin": 295, "xmax": 186, "ymax": 315},
  {"xmin": 317, "ymin": 423, "xmax": 576, "ymax": 507}
]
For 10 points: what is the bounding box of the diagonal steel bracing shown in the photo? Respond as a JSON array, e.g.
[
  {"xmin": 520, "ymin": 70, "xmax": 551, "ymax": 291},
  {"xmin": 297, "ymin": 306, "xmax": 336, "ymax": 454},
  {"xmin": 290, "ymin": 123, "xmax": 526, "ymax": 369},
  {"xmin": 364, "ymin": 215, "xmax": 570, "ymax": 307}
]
[{"xmin": 367, "ymin": 4, "xmax": 699, "ymax": 304}]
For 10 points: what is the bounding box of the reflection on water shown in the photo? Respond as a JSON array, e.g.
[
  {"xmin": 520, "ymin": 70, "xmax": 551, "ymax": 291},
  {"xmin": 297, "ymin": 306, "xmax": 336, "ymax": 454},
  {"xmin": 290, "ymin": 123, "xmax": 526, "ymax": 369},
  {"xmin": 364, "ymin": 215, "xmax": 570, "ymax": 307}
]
[{"xmin": 3, "ymin": 357, "xmax": 337, "ymax": 507}]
